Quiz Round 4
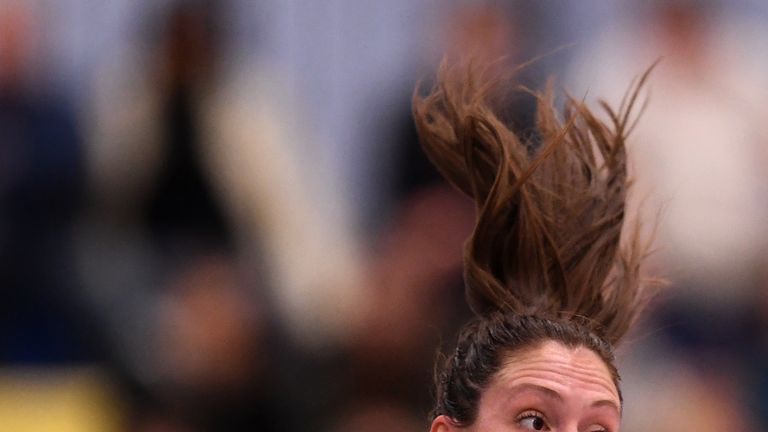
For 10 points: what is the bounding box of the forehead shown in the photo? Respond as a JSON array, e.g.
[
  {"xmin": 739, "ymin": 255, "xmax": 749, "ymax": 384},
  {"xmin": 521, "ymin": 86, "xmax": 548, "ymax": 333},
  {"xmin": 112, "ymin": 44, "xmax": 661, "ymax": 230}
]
[{"xmin": 485, "ymin": 341, "xmax": 620, "ymax": 409}]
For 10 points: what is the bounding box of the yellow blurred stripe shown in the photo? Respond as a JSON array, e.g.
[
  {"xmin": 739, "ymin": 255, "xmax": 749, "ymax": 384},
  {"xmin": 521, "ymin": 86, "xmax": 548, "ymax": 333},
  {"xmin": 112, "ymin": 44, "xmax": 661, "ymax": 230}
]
[{"xmin": 0, "ymin": 368, "xmax": 124, "ymax": 432}]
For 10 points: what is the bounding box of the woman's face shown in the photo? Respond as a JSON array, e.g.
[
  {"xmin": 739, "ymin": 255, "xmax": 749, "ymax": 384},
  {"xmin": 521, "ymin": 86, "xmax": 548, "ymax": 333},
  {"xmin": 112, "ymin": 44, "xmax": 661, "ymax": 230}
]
[{"xmin": 431, "ymin": 341, "xmax": 621, "ymax": 432}]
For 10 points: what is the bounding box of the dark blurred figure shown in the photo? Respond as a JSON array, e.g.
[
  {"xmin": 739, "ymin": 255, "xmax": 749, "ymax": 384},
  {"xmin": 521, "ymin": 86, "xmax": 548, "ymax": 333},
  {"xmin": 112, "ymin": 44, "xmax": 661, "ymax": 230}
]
[
  {"xmin": 142, "ymin": 1, "xmax": 232, "ymax": 254},
  {"xmin": 81, "ymin": 1, "xmax": 291, "ymax": 430},
  {"xmin": 0, "ymin": 1, "xmax": 98, "ymax": 364},
  {"xmin": 131, "ymin": 3, "xmax": 287, "ymax": 431},
  {"xmin": 137, "ymin": 254, "xmax": 283, "ymax": 432}
]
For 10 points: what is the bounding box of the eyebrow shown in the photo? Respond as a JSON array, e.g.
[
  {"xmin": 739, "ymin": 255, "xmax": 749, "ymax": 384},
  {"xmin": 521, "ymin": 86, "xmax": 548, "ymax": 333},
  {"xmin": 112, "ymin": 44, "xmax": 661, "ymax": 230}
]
[
  {"xmin": 590, "ymin": 398, "xmax": 621, "ymax": 414},
  {"xmin": 509, "ymin": 384, "xmax": 621, "ymax": 414}
]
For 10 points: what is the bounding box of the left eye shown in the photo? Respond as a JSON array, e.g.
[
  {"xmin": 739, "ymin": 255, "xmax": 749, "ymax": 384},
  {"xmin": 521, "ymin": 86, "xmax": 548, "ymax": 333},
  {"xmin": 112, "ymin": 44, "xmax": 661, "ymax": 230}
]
[{"xmin": 518, "ymin": 414, "xmax": 548, "ymax": 431}]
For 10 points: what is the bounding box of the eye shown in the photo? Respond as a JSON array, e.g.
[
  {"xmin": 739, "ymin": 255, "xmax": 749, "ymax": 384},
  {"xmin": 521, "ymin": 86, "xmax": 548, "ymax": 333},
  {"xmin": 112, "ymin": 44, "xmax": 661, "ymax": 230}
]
[{"xmin": 516, "ymin": 411, "xmax": 549, "ymax": 431}]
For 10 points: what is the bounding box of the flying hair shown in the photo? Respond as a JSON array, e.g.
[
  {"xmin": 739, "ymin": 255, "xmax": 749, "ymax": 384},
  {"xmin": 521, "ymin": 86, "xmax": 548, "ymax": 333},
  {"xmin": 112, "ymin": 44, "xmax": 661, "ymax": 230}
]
[{"xmin": 412, "ymin": 59, "xmax": 657, "ymax": 346}]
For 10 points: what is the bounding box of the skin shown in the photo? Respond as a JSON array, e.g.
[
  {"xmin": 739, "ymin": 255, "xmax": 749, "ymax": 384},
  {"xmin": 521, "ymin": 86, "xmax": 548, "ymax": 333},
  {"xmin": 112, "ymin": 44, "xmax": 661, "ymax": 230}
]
[{"xmin": 431, "ymin": 341, "xmax": 621, "ymax": 432}]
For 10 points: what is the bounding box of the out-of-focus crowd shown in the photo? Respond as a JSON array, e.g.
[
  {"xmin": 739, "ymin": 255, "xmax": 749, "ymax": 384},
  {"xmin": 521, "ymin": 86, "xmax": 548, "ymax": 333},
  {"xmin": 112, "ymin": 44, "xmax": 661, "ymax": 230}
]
[{"xmin": 1, "ymin": 0, "xmax": 768, "ymax": 430}]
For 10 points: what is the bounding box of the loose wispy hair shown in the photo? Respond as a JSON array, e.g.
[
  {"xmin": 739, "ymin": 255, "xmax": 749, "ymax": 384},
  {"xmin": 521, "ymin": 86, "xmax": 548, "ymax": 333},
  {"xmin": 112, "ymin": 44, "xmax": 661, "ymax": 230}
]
[{"xmin": 412, "ymin": 59, "xmax": 657, "ymax": 347}]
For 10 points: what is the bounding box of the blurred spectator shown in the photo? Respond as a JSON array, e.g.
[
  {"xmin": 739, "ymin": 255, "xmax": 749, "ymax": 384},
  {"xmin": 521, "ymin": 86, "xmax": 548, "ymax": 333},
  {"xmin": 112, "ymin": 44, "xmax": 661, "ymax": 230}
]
[
  {"xmin": 569, "ymin": 1, "xmax": 768, "ymax": 428},
  {"xmin": 0, "ymin": 0, "xmax": 100, "ymax": 364},
  {"xmin": 81, "ymin": 0, "xmax": 364, "ymax": 429},
  {"xmin": 570, "ymin": 0, "xmax": 768, "ymax": 356},
  {"xmin": 85, "ymin": 0, "xmax": 364, "ymax": 352}
]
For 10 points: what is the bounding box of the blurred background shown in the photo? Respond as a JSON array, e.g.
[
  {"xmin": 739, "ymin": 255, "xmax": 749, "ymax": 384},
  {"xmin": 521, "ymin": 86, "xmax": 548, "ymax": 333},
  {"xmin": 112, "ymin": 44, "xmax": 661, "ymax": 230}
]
[{"xmin": 1, "ymin": 0, "xmax": 767, "ymax": 430}]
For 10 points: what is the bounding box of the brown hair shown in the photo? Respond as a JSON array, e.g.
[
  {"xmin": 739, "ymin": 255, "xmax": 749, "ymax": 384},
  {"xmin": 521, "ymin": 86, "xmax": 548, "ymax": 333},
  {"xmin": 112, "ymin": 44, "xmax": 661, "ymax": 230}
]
[{"xmin": 412, "ymin": 60, "xmax": 656, "ymax": 426}]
